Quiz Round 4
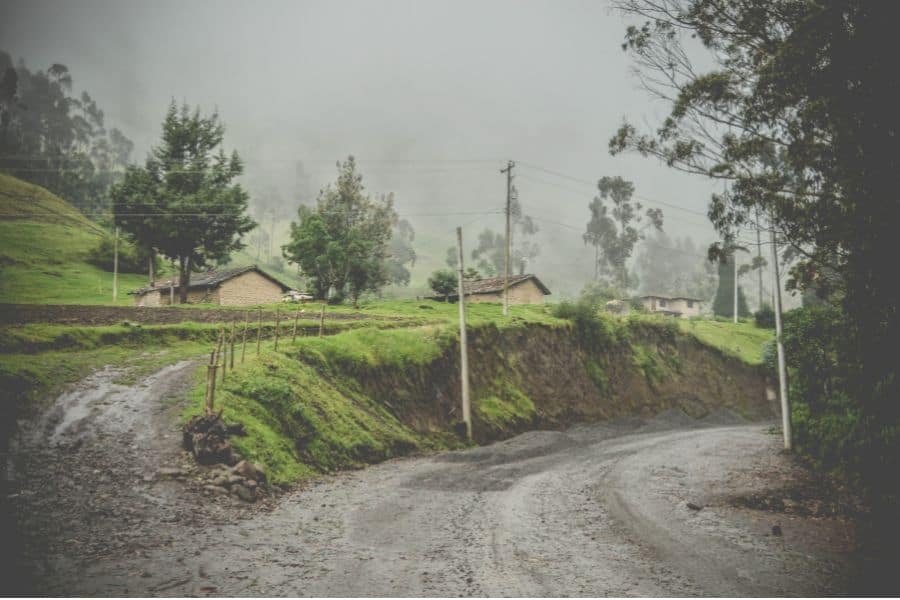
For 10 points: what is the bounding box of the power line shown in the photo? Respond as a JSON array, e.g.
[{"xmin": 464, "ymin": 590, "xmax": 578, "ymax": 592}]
[{"xmin": 516, "ymin": 160, "xmax": 712, "ymax": 219}]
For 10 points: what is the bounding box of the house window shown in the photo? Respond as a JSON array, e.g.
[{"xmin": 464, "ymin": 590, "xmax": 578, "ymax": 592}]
[
  {"xmin": 659, "ymin": 299, "xmax": 667, "ymax": 307},
  {"xmin": 687, "ymin": 300, "xmax": 694, "ymax": 308}
]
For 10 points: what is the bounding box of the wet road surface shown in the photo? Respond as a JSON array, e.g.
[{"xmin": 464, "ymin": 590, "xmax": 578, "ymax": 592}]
[{"xmin": 8, "ymin": 364, "xmax": 853, "ymax": 596}]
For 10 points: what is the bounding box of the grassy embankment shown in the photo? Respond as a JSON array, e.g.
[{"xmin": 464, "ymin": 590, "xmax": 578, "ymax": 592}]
[
  {"xmin": 181, "ymin": 305, "xmax": 775, "ymax": 486},
  {"xmin": 676, "ymin": 317, "xmax": 773, "ymax": 366},
  {"xmin": 181, "ymin": 301, "xmax": 560, "ymax": 483}
]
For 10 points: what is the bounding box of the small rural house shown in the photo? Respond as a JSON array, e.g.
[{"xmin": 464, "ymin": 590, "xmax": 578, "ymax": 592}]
[
  {"xmin": 630, "ymin": 294, "xmax": 703, "ymax": 318},
  {"xmin": 434, "ymin": 274, "xmax": 551, "ymax": 304},
  {"xmin": 131, "ymin": 265, "xmax": 292, "ymax": 307}
]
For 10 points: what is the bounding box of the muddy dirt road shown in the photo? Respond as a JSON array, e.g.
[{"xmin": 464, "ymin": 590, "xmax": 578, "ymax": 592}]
[{"xmin": 6, "ymin": 364, "xmax": 856, "ymax": 596}]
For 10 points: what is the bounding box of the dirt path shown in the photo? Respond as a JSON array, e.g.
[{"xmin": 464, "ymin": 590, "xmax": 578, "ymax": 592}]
[{"xmin": 7, "ymin": 364, "xmax": 859, "ymax": 596}]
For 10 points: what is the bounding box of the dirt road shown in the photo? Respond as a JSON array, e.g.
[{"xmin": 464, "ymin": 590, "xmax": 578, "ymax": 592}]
[{"xmin": 6, "ymin": 364, "xmax": 857, "ymax": 596}]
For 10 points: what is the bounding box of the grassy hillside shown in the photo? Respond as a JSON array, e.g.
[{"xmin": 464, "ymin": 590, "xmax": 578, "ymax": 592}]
[{"xmin": 0, "ymin": 174, "xmax": 148, "ymax": 305}]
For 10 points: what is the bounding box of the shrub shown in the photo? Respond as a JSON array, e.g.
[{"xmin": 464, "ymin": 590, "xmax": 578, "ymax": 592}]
[
  {"xmin": 428, "ymin": 269, "xmax": 457, "ymax": 301},
  {"xmin": 754, "ymin": 304, "xmax": 775, "ymax": 328},
  {"xmin": 552, "ymin": 298, "xmax": 619, "ymax": 348},
  {"xmin": 781, "ymin": 306, "xmax": 898, "ymax": 491}
]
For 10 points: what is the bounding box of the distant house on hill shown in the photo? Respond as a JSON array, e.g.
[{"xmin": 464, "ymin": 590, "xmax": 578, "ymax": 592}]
[
  {"xmin": 131, "ymin": 265, "xmax": 292, "ymax": 307},
  {"xmin": 629, "ymin": 294, "xmax": 703, "ymax": 318},
  {"xmin": 431, "ymin": 274, "xmax": 551, "ymax": 304}
]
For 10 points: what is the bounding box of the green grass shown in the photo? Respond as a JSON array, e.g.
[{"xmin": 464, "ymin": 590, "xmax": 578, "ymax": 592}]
[
  {"xmin": 177, "ymin": 306, "xmax": 562, "ymax": 484},
  {"xmin": 183, "ymin": 349, "xmax": 449, "ymax": 485},
  {"xmin": 675, "ymin": 317, "xmax": 774, "ymax": 365},
  {"xmin": 0, "ymin": 174, "xmax": 151, "ymax": 305},
  {"xmin": 476, "ymin": 380, "xmax": 536, "ymax": 431},
  {"xmin": 292, "ymin": 325, "xmax": 453, "ymax": 371}
]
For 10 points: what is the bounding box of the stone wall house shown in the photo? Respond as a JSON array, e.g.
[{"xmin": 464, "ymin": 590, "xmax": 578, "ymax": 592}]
[
  {"xmin": 431, "ymin": 274, "xmax": 551, "ymax": 304},
  {"xmin": 631, "ymin": 294, "xmax": 703, "ymax": 318},
  {"xmin": 131, "ymin": 265, "xmax": 292, "ymax": 307}
]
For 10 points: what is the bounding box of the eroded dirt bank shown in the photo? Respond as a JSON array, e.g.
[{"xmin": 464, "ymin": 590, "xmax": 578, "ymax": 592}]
[{"xmin": 4, "ymin": 358, "xmax": 858, "ymax": 596}]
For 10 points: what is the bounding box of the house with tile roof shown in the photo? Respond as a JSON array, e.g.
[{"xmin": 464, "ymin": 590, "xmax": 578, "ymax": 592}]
[
  {"xmin": 130, "ymin": 265, "xmax": 292, "ymax": 307},
  {"xmin": 430, "ymin": 274, "xmax": 551, "ymax": 304}
]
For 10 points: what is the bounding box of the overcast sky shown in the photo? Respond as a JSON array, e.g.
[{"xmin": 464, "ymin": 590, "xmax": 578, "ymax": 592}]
[{"xmin": 2, "ymin": 0, "xmax": 728, "ymax": 295}]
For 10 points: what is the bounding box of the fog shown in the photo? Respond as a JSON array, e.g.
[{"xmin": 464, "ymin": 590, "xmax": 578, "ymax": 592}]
[{"xmin": 2, "ymin": 0, "xmax": 738, "ymax": 298}]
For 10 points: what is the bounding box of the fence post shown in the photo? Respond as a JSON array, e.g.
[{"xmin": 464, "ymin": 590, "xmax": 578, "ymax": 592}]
[
  {"xmin": 318, "ymin": 302, "xmax": 326, "ymax": 338},
  {"xmin": 292, "ymin": 307, "xmax": 300, "ymax": 343},
  {"xmin": 256, "ymin": 307, "xmax": 262, "ymax": 356},
  {"xmin": 274, "ymin": 307, "xmax": 281, "ymax": 351},
  {"xmin": 218, "ymin": 329, "xmax": 226, "ymax": 384},
  {"xmin": 241, "ymin": 310, "xmax": 249, "ymax": 363},
  {"xmin": 230, "ymin": 320, "xmax": 236, "ymax": 370}
]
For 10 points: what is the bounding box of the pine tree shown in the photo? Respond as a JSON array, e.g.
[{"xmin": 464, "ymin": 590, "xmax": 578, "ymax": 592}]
[{"xmin": 712, "ymin": 256, "xmax": 750, "ymax": 318}]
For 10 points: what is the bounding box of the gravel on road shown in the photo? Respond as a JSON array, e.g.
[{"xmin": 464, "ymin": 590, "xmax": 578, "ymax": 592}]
[{"xmin": 6, "ymin": 364, "xmax": 858, "ymax": 596}]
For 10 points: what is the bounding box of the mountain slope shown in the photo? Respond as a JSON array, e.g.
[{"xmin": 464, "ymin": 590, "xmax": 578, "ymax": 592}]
[{"xmin": 0, "ymin": 174, "xmax": 147, "ymax": 305}]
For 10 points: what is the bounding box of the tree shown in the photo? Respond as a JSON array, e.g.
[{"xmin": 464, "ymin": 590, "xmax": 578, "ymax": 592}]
[
  {"xmin": 428, "ymin": 269, "xmax": 457, "ymax": 301},
  {"xmin": 385, "ymin": 216, "xmax": 416, "ymax": 286},
  {"xmin": 610, "ymin": 0, "xmax": 900, "ymax": 423},
  {"xmin": 463, "ymin": 267, "xmax": 481, "ymax": 281},
  {"xmin": 282, "ymin": 156, "xmax": 396, "ymax": 305},
  {"xmin": 471, "ymin": 229, "xmax": 505, "ymax": 276},
  {"xmin": 110, "ymin": 102, "xmax": 255, "ymax": 303},
  {"xmin": 637, "ymin": 232, "xmax": 716, "ymax": 299},
  {"xmin": 712, "ymin": 255, "xmax": 750, "ymax": 319},
  {"xmin": 583, "ymin": 176, "xmax": 663, "ymax": 290},
  {"xmin": 444, "ymin": 246, "xmax": 458, "ymax": 269},
  {"xmin": 0, "ymin": 51, "xmax": 134, "ymax": 215}
]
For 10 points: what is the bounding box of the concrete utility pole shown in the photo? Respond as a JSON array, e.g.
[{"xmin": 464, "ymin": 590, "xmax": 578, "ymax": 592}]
[
  {"xmin": 112, "ymin": 226, "xmax": 119, "ymax": 302},
  {"xmin": 770, "ymin": 223, "xmax": 792, "ymax": 450},
  {"xmin": 500, "ymin": 160, "xmax": 515, "ymax": 316},
  {"xmin": 456, "ymin": 226, "xmax": 472, "ymax": 440},
  {"xmin": 755, "ymin": 207, "xmax": 764, "ymax": 310}
]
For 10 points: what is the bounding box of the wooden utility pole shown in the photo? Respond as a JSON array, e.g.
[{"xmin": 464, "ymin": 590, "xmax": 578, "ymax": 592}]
[
  {"xmin": 256, "ymin": 307, "xmax": 262, "ymax": 356},
  {"xmin": 241, "ymin": 310, "xmax": 249, "ymax": 363},
  {"xmin": 456, "ymin": 227, "xmax": 472, "ymax": 440},
  {"xmin": 112, "ymin": 226, "xmax": 119, "ymax": 302},
  {"xmin": 770, "ymin": 224, "xmax": 792, "ymax": 450},
  {"xmin": 274, "ymin": 307, "xmax": 281, "ymax": 351},
  {"xmin": 500, "ymin": 160, "xmax": 514, "ymax": 317}
]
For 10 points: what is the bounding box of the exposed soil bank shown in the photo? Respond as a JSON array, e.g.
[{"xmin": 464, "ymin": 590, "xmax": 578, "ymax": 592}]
[
  {"xmin": 245, "ymin": 320, "xmax": 779, "ymax": 480},
  {"xmin": 0, "ymin": 303, "xmax": 392, "ymax": 326}
]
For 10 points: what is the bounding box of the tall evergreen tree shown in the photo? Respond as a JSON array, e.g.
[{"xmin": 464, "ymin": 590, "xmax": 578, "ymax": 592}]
[
  {"xmin": 110, "ymin": 102, "xmax": 255, "ymax": 303},
  {"xmin": 712, "ymin": 255, "xmax": 750, "ymax": 319}
]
